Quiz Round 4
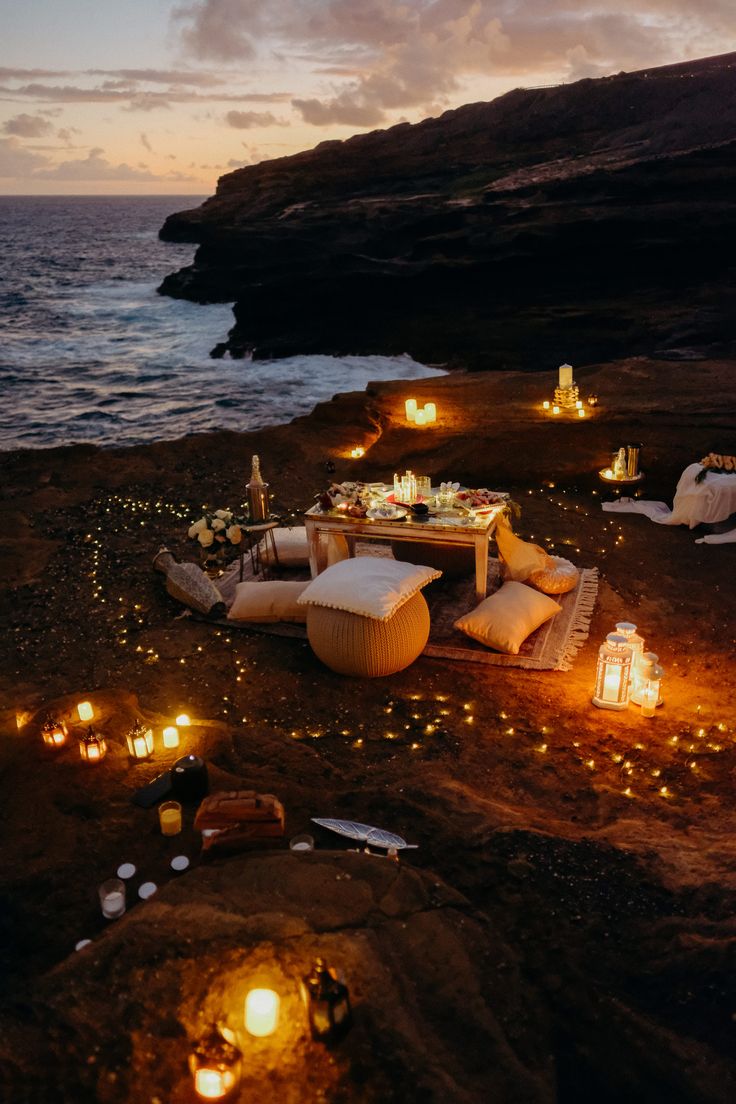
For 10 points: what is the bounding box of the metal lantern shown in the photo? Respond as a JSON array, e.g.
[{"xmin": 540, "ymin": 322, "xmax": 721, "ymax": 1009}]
[
  {"xmin": 78, "ymin": 726, "xmax": 107, "ymax": 763},
  {"xmin": 592, "ymin": 633, "xmax": 632, "ymax": 710},
  {"xmin": 41, "ymin": 715, "xmax": 68, "ymax": 749},
  {"xmin": 125, "ymin": 719, "xmax": 154, "ymax": 760},
  {"xmin": 189, "ymin": 1027, "xmax": 242, "ymax": 1101},
  {"xmin": 301, "ymin": 957, "xmax": 352, "ymax": 1043}
]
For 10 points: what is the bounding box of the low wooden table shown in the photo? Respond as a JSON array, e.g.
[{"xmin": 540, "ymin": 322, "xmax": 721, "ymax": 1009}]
[{"xmin": 304, "ymin": 498, "xmax": 506, "ymax": 603}]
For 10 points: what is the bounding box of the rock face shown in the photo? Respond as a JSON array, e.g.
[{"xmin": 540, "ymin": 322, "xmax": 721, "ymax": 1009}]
[{"xmin": 159, "ymin": 52, "xmax": 736, "ymax": 369}]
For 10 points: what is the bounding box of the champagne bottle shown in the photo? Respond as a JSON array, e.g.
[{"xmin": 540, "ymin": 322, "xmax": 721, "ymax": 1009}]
[
  {"xmin": 247, "ymin": 454, "xmax": 270, "ymax": 521},
  {"xmin": 153, "ymin": 549, "xmax": 226, "ymax": 618}
]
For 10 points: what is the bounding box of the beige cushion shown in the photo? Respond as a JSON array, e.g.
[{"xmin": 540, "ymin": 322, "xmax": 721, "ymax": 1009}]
[
  {"xmin": 298, "ymin": 556, "xmax": 441, "ymax": 621},
  {"xmin": 228, "ymin": 581, "xmax": 309, "ymax": 623},
  {"xmin": 454, "ymin": 581, "xmax": 561, "ymax": 654},
  {"xmin": 261, "ymin": 526, "xmax": 348, "ymax": 568},
  {"xmin": 528, "ymin": 555, "xmax": 580, "ymax": 595}
]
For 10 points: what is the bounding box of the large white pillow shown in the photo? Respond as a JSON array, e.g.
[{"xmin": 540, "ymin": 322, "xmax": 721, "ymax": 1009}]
[
  {"xmin": 228, "ymin": 581, "xmax": 309, "ymax": 623},
  {"xmin": 297, "ymin": 557, "xmax": 441, "ymax": 621},
  {"xmin": 260, "ymin": 526, "xmax": 348, "ymax": 568},
  {"xmin": 454, "ymin": 581, "xmax": 561, "ymax": 654}
]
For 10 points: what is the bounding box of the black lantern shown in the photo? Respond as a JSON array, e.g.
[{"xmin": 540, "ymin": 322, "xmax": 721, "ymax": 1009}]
[{"xmin": 302, "ymin": 958, "xmax": 352, "ymax": 1043}]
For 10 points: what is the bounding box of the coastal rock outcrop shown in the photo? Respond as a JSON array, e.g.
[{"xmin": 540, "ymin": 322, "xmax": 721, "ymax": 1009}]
[{"xmin": 159, "ymin": 52, "xmax": 736, "ymax": 369}]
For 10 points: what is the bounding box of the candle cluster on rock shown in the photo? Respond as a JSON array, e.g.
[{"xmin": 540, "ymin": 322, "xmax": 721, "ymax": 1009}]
[{"xmin": 404, "ymin": 398, "xmax": 437, "ymax": 425}]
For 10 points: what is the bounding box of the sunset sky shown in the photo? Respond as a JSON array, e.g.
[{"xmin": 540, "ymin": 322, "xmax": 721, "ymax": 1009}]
[{"xmin": 2, "ymin": 0, "xmax": 734, "ymax": 195}]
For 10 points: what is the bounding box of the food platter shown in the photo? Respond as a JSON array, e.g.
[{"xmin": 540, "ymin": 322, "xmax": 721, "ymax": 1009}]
[
  {"xmin": 598, "ymin": 469, "xmax": 645, "ymax": 486},
  {"xmin": 366, "ymin": 505, "xmax": 408, "ymax": 520}
]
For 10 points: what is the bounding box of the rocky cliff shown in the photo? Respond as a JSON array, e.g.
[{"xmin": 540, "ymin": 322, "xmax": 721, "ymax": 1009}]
[{"xmin": 160, "ymin": 52, "xmax": 736, "ymax": 369}]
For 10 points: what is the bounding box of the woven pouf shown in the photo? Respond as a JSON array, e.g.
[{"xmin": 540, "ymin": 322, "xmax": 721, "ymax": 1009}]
[
  {"xmin": 391, "ymin": 540, "xmax": 473, "ymax": 579},
  {"xmin": 306, "ymin": 592, "xmax": 430, "ymax": 677}
]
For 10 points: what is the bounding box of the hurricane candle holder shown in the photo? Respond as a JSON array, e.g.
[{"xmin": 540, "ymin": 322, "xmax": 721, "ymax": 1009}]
[
  {"xmin": 125, "ymin": 719, "xmax": 154, "ymax": 760},
  {"xmin": 592, "ymin": 633, "xmax": 632, "ymax": 710},
  {"xmin": 99, "ymin": 877, "xmax": 125, "ymax": 919},
  {"xmin": 189, "ymin": 1027, "xmax": 243, "ymax": 1101},
  {"xmin": 79, "ymin": 726, "xmax": 107, "ymax": 762},
  {"xmin": 41, "ymin": 715, "xmax": 68, "ymax": 749}
]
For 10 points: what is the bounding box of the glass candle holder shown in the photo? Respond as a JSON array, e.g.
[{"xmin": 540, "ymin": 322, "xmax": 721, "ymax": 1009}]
[
  {"xmin": 99, "ymin": 878, "xmax": 126, "ymax": 919},
  {"xmin": 162, "ymin": 725, "xmax": 180, "ymax": 749},
  {"xmin": 175, "ymin": 713, "xmax": 191, "ymax": 727},
  {"xmin": 289, "ymin": 833, "xmax": 314, "ymax": 853},
  {"xmin": 415, "ymin": 476, "xmax": 432, "ymax": 499},
  {"xmin": 244, "ymin": 989, "xmax": 280, "ymax": 1037},
  {"xmin": 159, "ymin": 800, "xmax": 182, "ymax": 836}
]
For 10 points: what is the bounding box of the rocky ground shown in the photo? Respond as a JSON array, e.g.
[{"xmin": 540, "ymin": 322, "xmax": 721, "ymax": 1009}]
[{"xmin": 1, "ymin": 358, "xmax": 735, "ymax": 1103}]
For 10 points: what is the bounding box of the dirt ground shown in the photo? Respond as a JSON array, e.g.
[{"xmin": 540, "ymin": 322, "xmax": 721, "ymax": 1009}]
[{"xmin": 1, "ymin": 358, "xmax": 735, "ymax": 1103}]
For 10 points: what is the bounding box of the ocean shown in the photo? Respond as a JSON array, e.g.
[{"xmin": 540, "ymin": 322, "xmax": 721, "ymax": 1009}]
[{"xmin": 0, "ymin": 196, "xmax": 443, "ymax": 451}]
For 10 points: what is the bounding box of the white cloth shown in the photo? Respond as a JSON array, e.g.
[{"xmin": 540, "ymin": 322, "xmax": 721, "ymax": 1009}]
[{"xmin": 602, "ymin": 463, "xmax": 736, "ymax": 542}]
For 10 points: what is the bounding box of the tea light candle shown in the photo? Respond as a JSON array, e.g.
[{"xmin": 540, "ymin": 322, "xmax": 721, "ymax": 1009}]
[
  {"xmin": 162, "ymin": 725, "xmax": 180, "ymax": 749},
  {"xmin": 575, "ymin": 400, "xmax": 583, "ymax": 409},
  {"xmin": 350, "ymin": 447, "xmax": 365, "ymax": 459},
  {"xmin": 99, "ymin": 878, "xmax": 125, "ymax": 919},
  {"xmin": 578, "ymin": 408, "xmax": 586, "ymax": 418},
  {"xmin": 542, "ymin": 400, "xmax": 550, "ymax": 410},
  {"xmin": 77, "ymin": 701, "xmax": 94, "ymax": 722},
  {"xmin": 159, "ymin": 800, "xmax": 182, "ymax": 836},
  {"xmin": 414, "ymin": 409, "xmax": 427, "ymax": 426},
  {"xmin": 404, "ymin": 398, "xmax": 417, "ymax": 422},
  {"xmin": 175, "ymin": 713, "xmax": 191, "ymax": 727},
  {"xmin": 289, "ymin": 833, "xmax": 314, "ymax": 852},
  {"xmin": 552, "ymin": 405, "xmax": 560, "ymax": 415},
  {"xmin": 424, "ymin": 402, "xmax": 436, "ymax": 423},
  {"xmin": 244, "ymin": 989, "xmax": 280, "ymax": 1036}
]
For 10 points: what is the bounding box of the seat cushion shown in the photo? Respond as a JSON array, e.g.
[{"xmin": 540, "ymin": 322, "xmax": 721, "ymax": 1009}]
[
  {"xmin": 454, "ymin": 581, "xmax": 561, "ymax": 654},
  {"xmin": 527, "ymin": 555, "xmax": 580, "ymax": 595},
  {"xmin": 298, "ymin": 556, "xmax": 441, "ymax": 621},
  {"xmin": 228, "ymin": 581, "xmax": 310, "ymax": 623}
]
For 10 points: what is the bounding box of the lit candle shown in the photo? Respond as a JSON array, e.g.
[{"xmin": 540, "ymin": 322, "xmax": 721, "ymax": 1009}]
[
  {"xmin": 175, "ymin": 713, "xmax": 191, "ymax": 727},
  {"xmin": 542, "ymin": 400, "xmax": 550, "ymax": 410},
  {"xmin": 575, "ymin": 400, "xmax": 583, "ymax": 409},
  {"xmin": 350, "ymin": 446, "xmax": 365, "ymax": 459},
  {"xmin": 552, "ymin": 405, "xmax": 560, "ymax": 415},
  {"xmin": 603, "ymin": 468, "xmax": 614, "ymax": 479},
  {"xmin": 404, "ymin": 398, "xmax": 417, "ymax": 422},
  {"xmin": 41, "ymin": 716, "xmax": 68, "ymax": 749},
  {"xmin": 77, "ymin": 701, "xmax": 94, "ymax": 722},
  {"xmin": 158, "ymin": 801, "xmax": 182, "ymax": 836},
  {"xmin": 99, "ymin": 878, "xmax": 126, "ymax": 919},
  {"xmin": 244, "ymin": 988, "xmax": 280, "ymax": 1036},
  {"xmin": 126, "ymin": 720, "xmax": 154, "ymax": 760},
  {"xmin": 79, "ymin": 727, "xmax": 107, "ymax": 762},
  {"xmin": 195, "ymin": 1070, "xmax": 228, "ymax": 1100},
  {"xmin": 163, "ymin": 725, "xmax": 180, "ymax": 749},
  {"xmin": 558, "ymin": 363, "xmax": 573, "ymax": 389},
  {"xmin": 423, "ymin": 402, "xmax": 436, "ymax": 423},
  {"xmin": 414, "ymin": 409, "xmax": 427, "ymax": 426},
  {"xmin": 578, "ymin": 408, "xmax": 585, "ymax": 418}
]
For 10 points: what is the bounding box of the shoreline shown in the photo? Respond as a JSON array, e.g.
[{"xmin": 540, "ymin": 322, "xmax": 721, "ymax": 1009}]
[{"xmin": 2, "ymin": 356, "xmax": 736, "ymax": 1101}]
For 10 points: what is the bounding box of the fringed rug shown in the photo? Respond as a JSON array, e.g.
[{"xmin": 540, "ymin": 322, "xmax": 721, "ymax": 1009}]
[{"xmin": 214, "ymin": 546, "xmax": 598, "ymax": 672}]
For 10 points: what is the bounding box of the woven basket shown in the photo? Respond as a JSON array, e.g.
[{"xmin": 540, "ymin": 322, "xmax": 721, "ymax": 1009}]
[{"xmin": 306, "ymin": 592, "xmax": 430, "ymax": 677}]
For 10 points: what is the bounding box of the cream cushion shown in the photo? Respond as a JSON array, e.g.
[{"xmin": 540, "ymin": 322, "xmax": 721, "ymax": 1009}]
[
  {"xmin": 298, "ymin": 557, "xmax": 441, "ymax": 621},
  {"xmin": 260, "ymin": 526, "xmax": 348, "ymax": 567},
  {"xmin": 528, "ymin": 555, "xmax": 580, "ymax": 595},
  {"xmin": 454, "ymin": 581, "xmax": 561, "ymax": 654},
  {"xmin": 228, "ymin": 581, "xmax": 309, "ymax": 623}
]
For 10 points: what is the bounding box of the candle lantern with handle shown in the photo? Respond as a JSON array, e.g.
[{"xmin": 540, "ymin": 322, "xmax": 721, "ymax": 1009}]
[
  {"xmin": 189, "ymin": 1026, "xmax": 242, "ymax": 1101},
  {"xmin": 79, "ymin": 726, "xmax": 107, "ymax": 762},
  {"xmin": 301, "ymin": 957, "xmax": 352, "ymax": 1044},
  {"xmin": 615, "ymin": 622, "xmax": 645, "ymax": 691},
  {"xmin": 592, "ymin": 633, "xmax": 632, "ymax": 710},
  {"xmin": 125, "ymin": 719, "xmax": 154, "ymax": 760},
  {"xmin": 41, "ymin": 715, "xmax": 68, "ymax": 749}
]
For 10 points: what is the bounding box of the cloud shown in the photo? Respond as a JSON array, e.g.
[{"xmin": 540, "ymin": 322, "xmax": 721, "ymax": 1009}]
[
  {"xmin": 0, "ymin": 137, "xmax": 50, "ymax": 177},
  {"xmin": 174, "ymin": 0, "xmax": 736, "ymax": 127},
  {"xmin": 57, "ymin": 126, "xmax": 81, "ymax": 144},
  {"xmin": 140, "ymin": 132, "xmax": 153, "ymax": 152},
  {"xmin": 0, "ymin": 80, "xmax": 292, "ymax": 107},
  {"xmin": 34, "ymin": 147, "xmax": 169, "ymax": 181},
  {"xmin": 224, "ymin": 108, "xmax": 288, "ymax": 128},
  {"xmin": 2, "ymin": 112, "xmax": 53, "ymax": 138}
]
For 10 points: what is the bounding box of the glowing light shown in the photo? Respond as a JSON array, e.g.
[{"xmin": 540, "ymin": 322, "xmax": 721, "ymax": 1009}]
[
  {"xmin": 244, "ymin": 989, "xmax": 280, "ymax": 1037},
  {"xmin": 176, "ymin": 713, "xmax": 191, "ymax": 726},
  {"xmin": 77, "ymin": 701, "xmax": 94, "ymax": 722}
]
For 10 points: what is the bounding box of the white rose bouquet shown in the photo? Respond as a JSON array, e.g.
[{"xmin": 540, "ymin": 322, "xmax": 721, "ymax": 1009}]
[{"xmin": 188, "ymin": 509, "xmax": 247, "ymax": 557}]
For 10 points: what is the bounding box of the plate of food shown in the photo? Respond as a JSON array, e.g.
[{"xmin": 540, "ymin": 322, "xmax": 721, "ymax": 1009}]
[{"xmin": 367, "ymin": 504, "xmax": 408, "ymax": 521}]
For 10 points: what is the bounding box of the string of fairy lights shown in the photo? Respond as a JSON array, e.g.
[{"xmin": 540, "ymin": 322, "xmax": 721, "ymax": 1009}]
[{"xmin": 18, "ymin": 487, "xmax": 734, "ymax": 811}]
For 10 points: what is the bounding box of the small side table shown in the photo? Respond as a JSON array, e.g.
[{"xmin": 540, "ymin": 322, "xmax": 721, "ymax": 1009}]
[{"xmin": 239, "ymin": 520, "xmax": 281, "ymax": 581}]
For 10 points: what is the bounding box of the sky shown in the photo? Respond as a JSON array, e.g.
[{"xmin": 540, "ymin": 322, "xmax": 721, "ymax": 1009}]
[{"xmin": 1, "ymin": 0, "xmax": 734, "ymax": 195}]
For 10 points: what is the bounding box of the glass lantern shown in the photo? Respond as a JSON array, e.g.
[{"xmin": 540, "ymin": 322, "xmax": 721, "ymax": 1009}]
[
  {"xmin": 78, "ymin": 726, "xmax": 107, "ymax": 763},
  {"xmin": 301, "ymin": 957, "xmax": 352, "ymax": 1044},
  {"xmin": 41, "ymin": 714, "xmax": 68, "ymax": 749},
  {"xmin": 615, "ymin": 622, "xmax": 645, "ymax": 691},
  {"xmin": 592, "ymin": 633, "xmax": 632, "ymax": 710},
  {"xmin": 189, "ymin": 1027, "xmax": 242, "ymax": 1101},
  {"xmin": 631, "ymin": 653, "xmax": 664, "ymax": 714},
  {"xmin": 126, "ymin": 719, "xmax": 154, "ymax": 760}
]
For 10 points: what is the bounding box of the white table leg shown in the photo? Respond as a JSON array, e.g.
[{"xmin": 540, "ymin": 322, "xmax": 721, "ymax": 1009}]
[
  {"xmin": 474, "ymin": 533, "xmax": 489, "ymax": 604},
  {"xmin": 306, "ymin": 519, "xmax": 321, "ymax": 578}
]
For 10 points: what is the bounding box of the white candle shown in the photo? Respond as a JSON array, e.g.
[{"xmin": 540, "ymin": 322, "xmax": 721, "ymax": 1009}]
[
  {"xmin": 404, "ymin": 398, "xmax": 417, "ymax": 422},
  {"xmin": 552, "ymin": 405, "xmax": 560, "ymax": 415},
  {"xmin": 558, "ymin": 363, "xmax": 574, "ymax": 389},
  {"xmin": 163, "ymin": 725, "xmax": 180, "ymax": 749},
  {"xmin": 102, "ymin": 891, "xmax": 125, "ymax": 919},
  {"xmin": 575, "ymin": 400, "xmax": 582, "ymax": 409},
  {"xmin": 195, "ymin": 1069, "xmax": 227, "ymax": 1099},
  {"xmin": 414, "ymin": 409, "xmax": 427, "ymax": 426},
  {"xmin": 77, "ymin": 701, "xmax": 94, "ymax": 722},
  {"xmin": 542, "ymin": 400, "xmax": 550, "ymax": 410},
  {"xmin": 578, "ymin": 408, "xmax": 585, "ymax": 418},
  {"xmin": 244, "ymin": 989, "xmax": 280, "ymax": 1036},
  {"xmin": 423, "ymin": 402, "xmax": 436, "ymax": 423},
  {"xmin": 175, "ymin": 713, "xmax": 191, "ymax": 726}
]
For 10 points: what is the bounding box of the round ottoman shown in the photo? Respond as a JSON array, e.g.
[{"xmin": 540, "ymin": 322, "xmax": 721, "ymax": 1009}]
[
  {"xmin": 306, "ymin": 592, "xmax": 430, "ymax": 677},
  {"xmin": 391, "ymin": 540, "xmax": 473, "ymax": 579}
]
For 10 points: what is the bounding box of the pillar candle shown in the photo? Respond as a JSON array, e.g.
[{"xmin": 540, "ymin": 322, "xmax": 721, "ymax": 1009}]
[
  {"xmin": 414, "ymin": 409, "xmax": 427, "ymax": 426},
  {"xmin": 163, "ymin": 725, "xmax": 180, "ymax": 749},
  {"xmin": 558, "ymin": 363, "xmax": 573, "ymax": 389},
  {"xmin": 404, "ymin": 399, "xmax": 417, "ymax": 422},
  {"xmin": 542, "ymin": 401, "xmax": 550, "ymax": 410},
  {"xmin": 77, "ymin": 701, "xmax": 94, "ymax": 722},
  {"xmin": 245, "ymin": 989, "xmax": 280, "ymax": 1036},
  {"xmin": 423, "ymin": 402, "xmax": 436, "ymax": 423}
]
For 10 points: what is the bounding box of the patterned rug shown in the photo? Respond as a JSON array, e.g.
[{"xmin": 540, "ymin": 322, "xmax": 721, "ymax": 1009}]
[{"xmin": 214, "ymin": 544, "xmax": 598, "ymax": 672}]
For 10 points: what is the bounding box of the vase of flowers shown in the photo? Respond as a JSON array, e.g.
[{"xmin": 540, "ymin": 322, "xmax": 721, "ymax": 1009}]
[{"xmin": 188, "ymin": 509, "xmax": 247, "ymax": 575}]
